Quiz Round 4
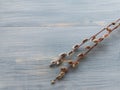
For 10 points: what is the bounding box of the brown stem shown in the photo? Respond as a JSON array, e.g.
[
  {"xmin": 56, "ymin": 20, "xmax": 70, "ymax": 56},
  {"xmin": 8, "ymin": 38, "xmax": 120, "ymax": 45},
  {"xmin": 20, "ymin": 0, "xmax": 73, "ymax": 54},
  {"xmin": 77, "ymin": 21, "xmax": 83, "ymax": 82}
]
[{"xmin": 51, "ymin": 18, "xmax": 120, "ymax": 84}]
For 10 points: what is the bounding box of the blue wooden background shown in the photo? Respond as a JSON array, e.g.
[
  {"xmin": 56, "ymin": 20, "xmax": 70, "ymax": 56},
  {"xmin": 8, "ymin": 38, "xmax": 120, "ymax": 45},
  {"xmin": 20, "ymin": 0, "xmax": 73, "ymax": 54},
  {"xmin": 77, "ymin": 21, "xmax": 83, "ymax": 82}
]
[{"xmin": 0, "ymin": 0, "xmax": 120, "ymax": 90}]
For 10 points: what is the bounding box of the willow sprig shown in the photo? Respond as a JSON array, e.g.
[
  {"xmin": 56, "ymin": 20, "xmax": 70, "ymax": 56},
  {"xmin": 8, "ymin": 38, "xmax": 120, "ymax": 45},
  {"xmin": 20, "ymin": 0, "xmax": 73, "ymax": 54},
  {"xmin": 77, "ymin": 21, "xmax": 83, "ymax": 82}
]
[{"xmin": 50, "ymin": 18, "xmax": 120, "ymax": 84}]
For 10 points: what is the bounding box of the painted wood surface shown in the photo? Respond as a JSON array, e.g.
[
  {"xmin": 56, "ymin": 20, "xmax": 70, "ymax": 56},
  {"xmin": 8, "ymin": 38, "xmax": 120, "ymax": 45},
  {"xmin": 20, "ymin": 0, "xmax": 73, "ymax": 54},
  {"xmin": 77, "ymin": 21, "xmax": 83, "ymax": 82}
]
[{"xmin": 0, "ymin": 0, "xmax": 120, "ymax": 90}]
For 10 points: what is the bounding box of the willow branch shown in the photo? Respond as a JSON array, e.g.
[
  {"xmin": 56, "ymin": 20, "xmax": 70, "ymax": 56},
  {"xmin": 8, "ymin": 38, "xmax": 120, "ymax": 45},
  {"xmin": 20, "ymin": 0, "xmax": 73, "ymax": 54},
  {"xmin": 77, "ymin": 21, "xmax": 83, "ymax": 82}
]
[{"xmin": 50, "ymin": 18, "xmax": 120, "ymax": 84}]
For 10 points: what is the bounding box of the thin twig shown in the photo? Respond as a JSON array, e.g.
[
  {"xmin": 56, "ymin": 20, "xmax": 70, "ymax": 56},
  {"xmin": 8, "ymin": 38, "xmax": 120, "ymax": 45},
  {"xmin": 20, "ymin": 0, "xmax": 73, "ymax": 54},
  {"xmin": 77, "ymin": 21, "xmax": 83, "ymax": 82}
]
[{"xmin": 50, "ymin": 18, "xmax": 120, "ymax": 84}]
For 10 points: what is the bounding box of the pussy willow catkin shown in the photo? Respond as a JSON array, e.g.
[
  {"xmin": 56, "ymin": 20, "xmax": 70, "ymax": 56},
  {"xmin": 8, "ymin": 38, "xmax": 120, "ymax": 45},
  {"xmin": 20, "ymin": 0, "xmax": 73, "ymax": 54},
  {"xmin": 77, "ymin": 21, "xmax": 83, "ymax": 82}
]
[{"xmin": 50, "ymin": 19, "xmax": 120, "ymax": 84}]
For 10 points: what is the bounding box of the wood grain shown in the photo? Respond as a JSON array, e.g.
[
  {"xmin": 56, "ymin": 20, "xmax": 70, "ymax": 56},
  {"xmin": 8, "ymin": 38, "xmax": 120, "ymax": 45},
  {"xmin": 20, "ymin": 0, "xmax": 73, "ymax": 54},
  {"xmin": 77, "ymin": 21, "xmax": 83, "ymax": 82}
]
[{"xmin": 0, "ymin": 0, "xmax": 120, "ymax": 90}]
